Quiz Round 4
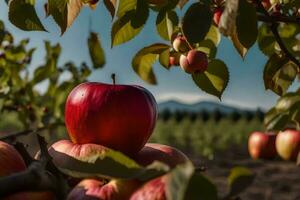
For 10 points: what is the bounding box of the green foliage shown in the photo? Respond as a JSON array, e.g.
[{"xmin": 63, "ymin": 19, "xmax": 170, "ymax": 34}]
[
  {"xmin": 88, "ymin": 32, "xmax": 105, "ymax": 69},
  {"xmin": 0, "ymin": 21, "xmax": 95, "ymax": 130},
  {"xmin": 192, "ymin": 59, "xmax": 229, "ymax": 99}
]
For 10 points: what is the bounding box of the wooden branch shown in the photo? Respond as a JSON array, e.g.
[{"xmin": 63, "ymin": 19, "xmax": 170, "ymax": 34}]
[
  {"xmin": 257, "ymin": 14, "xmax": 300, "ymax": 25},
  {"xmin": 0, "ymin": 122, "xmax": 64, "ymax": 141},
  {"xmin": 0, "ymin": 135, "xmax": 68, "ymax": 199},
  {"xmin": 255, "ymin": 0, "xmax": 300, "ymax": 69}
]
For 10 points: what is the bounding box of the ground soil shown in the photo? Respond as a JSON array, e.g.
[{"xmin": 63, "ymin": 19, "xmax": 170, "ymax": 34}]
[{"xmin": 191, "ymin": 147, "xmax": 300, "ymax": 200}]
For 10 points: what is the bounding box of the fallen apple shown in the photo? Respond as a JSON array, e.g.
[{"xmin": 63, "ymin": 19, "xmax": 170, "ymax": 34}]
[
  {"xmin": 248, "ymin": 131, "xmax": 277, "ymax": 160},
  {"xmin": 276, "ymin": 129, "xmax": 300, "ymax": 161},
  {"xmin": 134, "ymin": 143, "xmax": 189, "ymax": 168},
  {"xmin": 0, "ymin": 141, "xmax": 53, "ymax": 200},
  {"xmin": 67, "ymin": 179, "xmax": 140, "ymax": 200},
  {"xmin": 65, "ymin": 81, "xmax": 157, "ymax": 156}
]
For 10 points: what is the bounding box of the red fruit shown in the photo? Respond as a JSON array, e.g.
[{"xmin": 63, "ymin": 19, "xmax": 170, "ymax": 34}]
[
  {"xmin": 276, "ymin": 129, "xmax": 300, "ymax": 161},
  {"xmin": 0, "ymin": 141, "xmax": 53, "ymax": 200},
  {"xmin": 65, "ymin": 82, "xmax": 157, "ymax": 156},
  {"xmin": 130, "ymin": 176, "xmax": 167, "ymax": 200},
  {"xmin": 67, "ymin": 179, "xmax": 140, "ymax": 200},
  {"xmin": 213, "ymin": 8, "xmax": 223, "ymax": 25},
  {"xmin": 179, "ymin": 50, "xmax": 208, "ymax": 74},
  {"xmin": 134, "ymin": 143, "xmax": 189, "ymax": 168},
  {"xmin": 172, "ymin": 36, "xmax": 190, "ymax": 53},
  {"xmin": 168, "ymin": 53, "xmax": 180, "ymax": 67},
  {"xmin": 248, "ymin": 132, "xmax": 277, "ymax": 160},
  {"xmin": 262, "ymin": 0, "xmax": 271, "ymax": 10}
]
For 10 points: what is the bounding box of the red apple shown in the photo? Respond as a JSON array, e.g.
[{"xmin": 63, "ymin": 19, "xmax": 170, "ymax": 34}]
[
  {"xmin": 179, "ymin": 50, "xmax": 208, "ymax": 74},
  {"xmin": 65, "ymin": 82, "xmax": 157, "ymax": 156},
  {"xmin": 169, "ymin": 53, "xmax": 180, "ymax": 67},
  {"xmin": 134, "ymin": 143, "xmax": 189, "ymax": 168},
  {"xmin": 248, "ymin": 132, "xmax": 277, "ymax": 160},
  {"xmin": 276, "ymin": 129, "xmax": 300, "ymax": 161},
  {"xmin": 172, "ymin": 36, "xmax": 190, "ymax": 53},
  {"xmin": 213, "ymin": 8, "xmax": 223, "ymax": 25},
  {"xmin": 130, "ymin": 175, "xmax": 167, "ymax": 200},
  {"xmin": 262, "ymin": 0, "xmax": 272, "ymax": 10},
  {"xmin": 0, "ymin": 141, "xmax": 54, "ymax": 200},
  {"xmin": 67, "ymin": 179, "xmax": 140, "ymax": 200}
]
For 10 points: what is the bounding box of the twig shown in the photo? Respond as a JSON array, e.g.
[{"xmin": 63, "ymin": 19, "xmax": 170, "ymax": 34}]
[
  {"xmin": 14, "ymin": 142, "xmax": 35, "ymax": 167},
  {"xmin": 0, "ymin": 135, "xmax": 69, "ymax": 199},
  {"xmin": 255, "ymin": 0, "xmax": 300, "ymax": 69},
  {"xmin": 257, "ymin": 14, "xmax": 300, "ymax": 25},
  {"xmin": 0, "ymin": 122, "xmax": 64, "ymax": 141}
]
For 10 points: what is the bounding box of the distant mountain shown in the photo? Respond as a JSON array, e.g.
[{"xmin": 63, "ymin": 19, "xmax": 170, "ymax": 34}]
[{"xmin": 158, "ymin": 100, "xmax": 253, "ymax": 113}]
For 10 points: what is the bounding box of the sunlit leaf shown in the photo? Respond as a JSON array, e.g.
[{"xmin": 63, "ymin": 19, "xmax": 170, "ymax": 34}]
[
  {"xmin": 88, "ymin": 32, "xmax": 105, "ymax": 69},
  {"xmin": 227, "ymin": 167, "xmax": 254, "ymax": 197}
]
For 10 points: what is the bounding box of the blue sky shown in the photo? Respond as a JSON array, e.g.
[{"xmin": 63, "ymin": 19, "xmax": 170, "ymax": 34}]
[{"xmin": 0, "ymin": 1, "xmax": 290, "ymax": 109}]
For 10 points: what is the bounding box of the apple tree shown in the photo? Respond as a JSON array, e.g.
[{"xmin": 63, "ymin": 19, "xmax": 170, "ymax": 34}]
[{"xmin": 0, "ymin": 0, "xmax": 300, "ymax": 199}]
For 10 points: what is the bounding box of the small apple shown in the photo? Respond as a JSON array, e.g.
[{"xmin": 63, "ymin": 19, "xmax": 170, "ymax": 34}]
[
  {"xmin": 179, "ymin": 50, "xmax": 208, "ymax": 74},
  {"xmin": 276, "ymin": 129, "xmax": 300, "ymax": 161},
  {"xmin": 213, "ymin": 8, "xmax": 223, "ymax": 25},
  {"xmin": 0, "ymin": 141, "xmax": 54, "ymax": 200},
  {"xmin": 248, "ymin": 131, "xmax": 277, "ymax": 160},
  {"xmin": 134, "ymin": 143, "xmax": 189, "ymax": 168},
  {"xmin": 67, "ymin": 179, "xmax": 141, "ymax": 200},
  {"xmin": 261, "ymin": 0, "xmax": 272, "ymax": 10},
  {"xmin": 172, "ymin": 36, "xmax": 190, "ymax": 53},
  {"xmin": 168, "ymin": 53, "xmax": 180, "ymax": 67},
  {"xmin": 65, "ymin": 82, "xmax": 157, "ymax": 156}
]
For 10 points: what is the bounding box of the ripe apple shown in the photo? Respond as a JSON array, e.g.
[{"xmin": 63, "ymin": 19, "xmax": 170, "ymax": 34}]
[
  {"xmin": 248, "ymin": 132, "xmax": 277, "ymax": 160},
  {"xmin": 65, "ymin": 82, "xmax": 157, "ymax": 156},
  {"xmin": 134, "ymin": 143, "xmax": 189, "ymax": 168},
  {"xmin": 179, "ymin": 50, "xmax": 208, "ymax": 74},
  {"xmin": 130, "ymin": 175, "xmax": 167, "ymax": 200},
  {"xmin": 169, "ymin": 53, "xmax": 180, "ymax": 67},
  {"xmin": 0, "ymin": 141, "xmax": 53, "ymax": 200},
  {"xmin": 213, "ymin": 8, "xmax": 223, "ymax": 25},
  {"xmin": 172, "ymin": 36, "xmax": 190, "ymax": 53},
  {"xmin": 67, "ymin": 179, "xmax": 141, "ymax": 200},
  {"xmin": 276, "ymin": 129, "xmax": 300, "ymax": 161},
  {"xmin": 261, "ymin": 0, "xmax": 272, "ymax": 10}
]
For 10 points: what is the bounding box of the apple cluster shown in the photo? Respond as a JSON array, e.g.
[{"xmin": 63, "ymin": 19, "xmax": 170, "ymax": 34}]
[
  {"xmin": 170, "ymin": 35, "xmax": 209, "ymax": 74},
  {"xmin": 248, "ymin": 129, "xmax": 300, "ymax": 161}
]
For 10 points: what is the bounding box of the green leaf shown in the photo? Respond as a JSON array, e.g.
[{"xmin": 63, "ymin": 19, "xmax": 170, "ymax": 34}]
[
  {"xmin": 264, "ymin": 54, "xmax": 298, "ymax": 96},
  {"xmin": 196, "ymin": 40, "xmax": 217, "ymax": 59},
  {"xmin": 227, "ymin": 167, "xmax": 255, "ymax": 197},
  {"xmin": 192, "ymin": 59, "xmax": 229, "ymax": 99},
  {"xmin": 132, "ymin": 43, "xmax": 170, "ymax": 84},
  {"xmin": 275, "ymin": 92, "xmax": 300, "ymax": 112},
  {"xmin": 156, "ymin": 10, "xmax": 178, "ymax": 41},
  {"xmin": 205, "ymin": 25, "xmax": 221, "ymax": 46},
  {"xmin": 117, "ymin": 0, "xmax": 137, "ymax": 18},
  {"xmin": 8, "ymin": 0, "xmax": 46, "ymax": 31},
  {"xmin": 88, "ymin": 32, "xmax": 105, "ymax": 69},
  {"xmin": 159, "ymin": 48, "xmax": 170, "ymax": 69},
  {"xmin": 182, "ymin": 2, "xmax": 213, "ymax": 45},
  {"xmin": 184, "ymin": 173, "xmax": 218, "ymax": 200},
  {"xmin": 48, "ymin": 0, "xmax": 83, "ymax": 34},
  {"xmin": 257, "ymin": 24, "xmax": 276, "ymax": 56},
  {"xmin": 165, "ymin": 162, "xmax": 195, "ymax": 200},
  {"xmin": 48, "ymin": 140, "xmax": 169, "ymax": 180},
  {"xmin": 112, "ymin": 0, "xmax": 149, "ymax": 46},
  {"xmin": 236, "ymin": 0, "xmax": 257, "ymax": 49},
  {"xmin": 265, "ymin": 111, "xmax": 290, "ymax": 131}
]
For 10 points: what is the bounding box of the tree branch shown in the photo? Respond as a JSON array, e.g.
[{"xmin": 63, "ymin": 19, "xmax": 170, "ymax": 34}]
[
  {"xmin": 257, "ymin": 14, "xmax": 300, "ymax": 25},
  {"xmin": 255, "ymin": 0, "xmax": 300, "ymax": 69},
  {"xmin": 0, "ymin": 135, "xmax": 68, "ymax": 199},
  {"xmin": 0, "ymin": 122, "xmax": 64, "ymax": 142}
]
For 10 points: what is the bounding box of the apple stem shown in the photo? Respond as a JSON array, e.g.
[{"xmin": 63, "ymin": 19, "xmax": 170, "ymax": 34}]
[{"xmin": 111, "ymin": 73, "xmax": 116, "ymax": 85}]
